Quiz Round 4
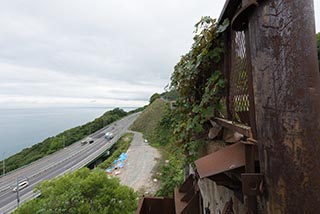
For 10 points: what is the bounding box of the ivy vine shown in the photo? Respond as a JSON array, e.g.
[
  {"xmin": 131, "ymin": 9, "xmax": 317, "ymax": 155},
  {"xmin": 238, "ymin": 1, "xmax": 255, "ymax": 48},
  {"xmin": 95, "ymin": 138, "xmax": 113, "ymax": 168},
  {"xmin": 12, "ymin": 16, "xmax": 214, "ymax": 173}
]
[{"xmin": 170, "ymin": 16, "xmax": 229, "ymax": 162}]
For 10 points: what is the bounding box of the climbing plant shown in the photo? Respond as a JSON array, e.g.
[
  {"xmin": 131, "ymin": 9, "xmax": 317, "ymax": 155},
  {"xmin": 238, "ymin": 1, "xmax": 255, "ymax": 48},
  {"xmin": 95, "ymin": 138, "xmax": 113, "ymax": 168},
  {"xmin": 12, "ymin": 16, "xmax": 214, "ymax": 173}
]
[{"xmin": 170, "ymin": 16, "xmax": 228, "ymax": 162}]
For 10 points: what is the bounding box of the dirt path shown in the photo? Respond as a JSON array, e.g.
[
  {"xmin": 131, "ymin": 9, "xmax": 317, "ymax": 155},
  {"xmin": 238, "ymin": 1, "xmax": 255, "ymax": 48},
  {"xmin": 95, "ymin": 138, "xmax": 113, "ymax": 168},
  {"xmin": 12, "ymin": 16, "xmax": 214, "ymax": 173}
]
[{"xmin": 118, "ymin": 131, "xmax": 161, "ymax": 193}]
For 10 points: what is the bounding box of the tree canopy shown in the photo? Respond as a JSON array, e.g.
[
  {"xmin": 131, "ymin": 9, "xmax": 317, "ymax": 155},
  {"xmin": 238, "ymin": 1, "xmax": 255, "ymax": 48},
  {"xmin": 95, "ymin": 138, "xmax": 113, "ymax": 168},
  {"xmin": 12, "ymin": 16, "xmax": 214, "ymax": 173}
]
[{"xmin": 14, "ymin": 168, "xmax": 137, "ymax": 214}]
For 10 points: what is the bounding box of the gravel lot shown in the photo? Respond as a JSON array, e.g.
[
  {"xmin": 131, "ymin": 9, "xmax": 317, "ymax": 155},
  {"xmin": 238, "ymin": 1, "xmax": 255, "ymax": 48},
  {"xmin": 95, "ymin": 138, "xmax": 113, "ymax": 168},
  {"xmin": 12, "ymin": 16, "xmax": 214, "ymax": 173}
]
[{"xmin": 118, "ymin": 131, "xmax": 161, "ymax": 193}]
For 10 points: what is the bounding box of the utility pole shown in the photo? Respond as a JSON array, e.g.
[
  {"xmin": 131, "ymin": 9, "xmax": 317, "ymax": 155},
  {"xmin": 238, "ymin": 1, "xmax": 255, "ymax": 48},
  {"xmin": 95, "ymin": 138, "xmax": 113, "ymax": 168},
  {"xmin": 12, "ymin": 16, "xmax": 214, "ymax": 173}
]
[
  {"xmin": 16, "ymin": 178, "xmax": 20, "ymax": 207},
  {"xmin": 2, "ymin": 152, "xmax": 5, "ymax": 176},
  {"xmin": 63, "ymin": 135, "xmax": 65, "ymax": 148}
]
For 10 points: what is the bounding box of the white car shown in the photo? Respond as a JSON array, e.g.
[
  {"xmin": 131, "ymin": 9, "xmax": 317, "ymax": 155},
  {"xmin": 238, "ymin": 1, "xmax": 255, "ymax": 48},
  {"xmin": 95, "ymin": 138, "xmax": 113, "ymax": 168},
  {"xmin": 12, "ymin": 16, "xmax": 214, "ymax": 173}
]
[
  {"xmin": 12, "ymin": 181, "xmax": 29, "ymax": 192},
  {"xmin": 105, "ymin": 132, "xmax": 114, "ymax": 140}
]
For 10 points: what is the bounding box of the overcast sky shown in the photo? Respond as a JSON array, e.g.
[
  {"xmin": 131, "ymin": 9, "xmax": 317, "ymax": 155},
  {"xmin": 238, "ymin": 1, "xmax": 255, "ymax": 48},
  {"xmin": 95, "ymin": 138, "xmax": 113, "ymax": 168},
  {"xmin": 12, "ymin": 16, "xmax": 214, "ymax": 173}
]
[{"xmin": 0, "ymin": 0, "xmax": 319, "ymax": 108}]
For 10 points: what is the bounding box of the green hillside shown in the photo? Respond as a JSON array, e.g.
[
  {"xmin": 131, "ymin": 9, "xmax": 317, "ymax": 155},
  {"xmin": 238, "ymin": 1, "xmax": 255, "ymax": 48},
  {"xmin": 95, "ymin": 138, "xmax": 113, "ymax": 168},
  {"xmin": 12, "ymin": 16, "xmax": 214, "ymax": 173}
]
[{"xmin": 130, "ymin": 98, "xmax": 167, "ymax": 139}]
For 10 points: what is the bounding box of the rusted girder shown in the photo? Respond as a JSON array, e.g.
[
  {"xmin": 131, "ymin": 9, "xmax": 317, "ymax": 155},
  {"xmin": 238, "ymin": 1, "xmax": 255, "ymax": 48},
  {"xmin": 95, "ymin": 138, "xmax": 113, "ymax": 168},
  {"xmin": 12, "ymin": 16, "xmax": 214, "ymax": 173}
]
[{"xmin": 248, "ymin": 0, "xmax": 320, "ymax": 213}]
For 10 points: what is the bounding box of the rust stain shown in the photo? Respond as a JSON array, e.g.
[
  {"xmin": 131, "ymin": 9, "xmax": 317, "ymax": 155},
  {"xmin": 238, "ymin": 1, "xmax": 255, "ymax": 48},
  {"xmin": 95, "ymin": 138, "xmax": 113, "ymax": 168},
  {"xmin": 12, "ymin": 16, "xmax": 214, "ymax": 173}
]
[
  {"xmin": 195, "ymin": 142, "xmax": 245, "ymax": 179},
  {"xmin": 248, "ymin": 0, "xmax": 320, "ymax": 213}
]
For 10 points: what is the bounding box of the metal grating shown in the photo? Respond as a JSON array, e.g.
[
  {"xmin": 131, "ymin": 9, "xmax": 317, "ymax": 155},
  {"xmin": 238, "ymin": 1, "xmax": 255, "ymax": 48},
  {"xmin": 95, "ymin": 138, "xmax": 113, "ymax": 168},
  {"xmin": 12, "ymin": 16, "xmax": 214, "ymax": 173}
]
[{"xmin": 229, "ymin": 31, "xmax": 250, "ymax": 125}]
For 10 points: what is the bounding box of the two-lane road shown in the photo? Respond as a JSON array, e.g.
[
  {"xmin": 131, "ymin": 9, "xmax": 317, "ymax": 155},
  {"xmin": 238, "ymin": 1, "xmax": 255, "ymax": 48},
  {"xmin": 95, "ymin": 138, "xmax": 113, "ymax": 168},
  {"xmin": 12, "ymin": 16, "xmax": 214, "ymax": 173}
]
[{"xmin": 0, "ymin": 113, "xmax": 139, "ymax": 213}]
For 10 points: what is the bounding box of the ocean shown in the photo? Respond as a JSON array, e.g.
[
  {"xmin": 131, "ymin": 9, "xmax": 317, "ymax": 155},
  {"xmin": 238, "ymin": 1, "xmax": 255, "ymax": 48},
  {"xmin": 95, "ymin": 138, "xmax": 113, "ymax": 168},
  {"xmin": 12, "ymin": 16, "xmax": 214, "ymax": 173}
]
[{"xmin": 0, "ymin": 107, "xmax": 135, "ymax": 160}]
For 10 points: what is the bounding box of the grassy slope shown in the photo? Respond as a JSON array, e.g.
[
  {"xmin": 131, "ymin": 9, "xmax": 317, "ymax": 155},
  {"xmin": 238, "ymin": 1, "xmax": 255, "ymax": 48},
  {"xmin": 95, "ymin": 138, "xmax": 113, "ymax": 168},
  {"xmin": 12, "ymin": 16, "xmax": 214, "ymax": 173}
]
[{"xmin": 130, "ymin": 98, "xmax": 167, "ymax": 139}]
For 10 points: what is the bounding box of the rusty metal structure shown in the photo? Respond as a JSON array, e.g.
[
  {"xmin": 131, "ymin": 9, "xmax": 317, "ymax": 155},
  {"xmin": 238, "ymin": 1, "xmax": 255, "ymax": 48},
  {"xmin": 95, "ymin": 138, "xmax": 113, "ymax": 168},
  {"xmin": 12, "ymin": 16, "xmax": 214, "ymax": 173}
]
[
  {"xmin": 211, "ymin": 0, "xmax": 320, "ymax": 213},
  {"xmin": 137, "ymin": 174, "xmax": 201, "ymax": 214},
  {"xmin": 247, "ymin": 0, "xmax": 320, "ymax": 213},
  {"xmin": 137, "ymin": 197, "xmax": 175, "ymax": 214},
  {"xmin": 137, "ymin": 0, "xmax": 319, "ymax": 213}
]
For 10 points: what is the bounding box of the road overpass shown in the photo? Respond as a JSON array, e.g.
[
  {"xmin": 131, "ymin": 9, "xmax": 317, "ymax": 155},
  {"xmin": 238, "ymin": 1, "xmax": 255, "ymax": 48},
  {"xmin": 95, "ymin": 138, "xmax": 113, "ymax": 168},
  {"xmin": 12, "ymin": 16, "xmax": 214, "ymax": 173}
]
[{"xmin": 0, "ymin": 113, "xmax": 139, "ymax": 213}]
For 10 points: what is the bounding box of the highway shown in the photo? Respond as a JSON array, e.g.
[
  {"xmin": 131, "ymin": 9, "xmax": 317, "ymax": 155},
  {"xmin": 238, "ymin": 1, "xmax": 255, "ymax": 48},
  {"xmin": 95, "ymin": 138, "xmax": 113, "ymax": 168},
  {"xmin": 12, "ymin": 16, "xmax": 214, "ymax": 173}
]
[{"xmin": 0, "ymin": 113, "xmax": 139, "ymax": 213}]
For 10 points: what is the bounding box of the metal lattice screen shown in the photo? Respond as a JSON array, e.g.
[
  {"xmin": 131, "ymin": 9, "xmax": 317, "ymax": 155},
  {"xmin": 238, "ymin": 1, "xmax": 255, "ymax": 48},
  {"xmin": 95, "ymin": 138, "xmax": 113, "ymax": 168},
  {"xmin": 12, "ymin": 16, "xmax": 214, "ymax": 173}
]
[{"xmin": 229, "ymin": 31, "xmax": 250, "ymax": 125}]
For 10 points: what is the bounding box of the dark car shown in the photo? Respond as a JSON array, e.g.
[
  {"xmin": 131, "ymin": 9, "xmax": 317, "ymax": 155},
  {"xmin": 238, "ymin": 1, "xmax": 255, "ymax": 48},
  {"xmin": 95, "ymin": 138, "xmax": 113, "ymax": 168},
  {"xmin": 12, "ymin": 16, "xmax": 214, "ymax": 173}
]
[{"xmin": 88, "ymin": 139, "xmax": 94, "ymax": 144}]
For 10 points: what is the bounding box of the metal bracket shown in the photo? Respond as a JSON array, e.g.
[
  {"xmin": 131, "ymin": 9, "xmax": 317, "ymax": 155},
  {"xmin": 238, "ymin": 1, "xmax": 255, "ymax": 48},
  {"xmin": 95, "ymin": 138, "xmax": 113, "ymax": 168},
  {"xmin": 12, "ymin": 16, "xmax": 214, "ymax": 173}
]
[{"xmin": 241, "ymin": 173, "xmax": 264, "ymax": 196}]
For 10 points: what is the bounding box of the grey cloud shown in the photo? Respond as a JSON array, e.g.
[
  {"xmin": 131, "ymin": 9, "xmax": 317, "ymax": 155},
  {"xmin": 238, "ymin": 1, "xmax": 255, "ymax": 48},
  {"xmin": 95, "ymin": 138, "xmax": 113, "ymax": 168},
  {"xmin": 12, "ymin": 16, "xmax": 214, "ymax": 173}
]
[{"xmin": 0, "ymin": 0, "xmax": 319, "ymax": 107}]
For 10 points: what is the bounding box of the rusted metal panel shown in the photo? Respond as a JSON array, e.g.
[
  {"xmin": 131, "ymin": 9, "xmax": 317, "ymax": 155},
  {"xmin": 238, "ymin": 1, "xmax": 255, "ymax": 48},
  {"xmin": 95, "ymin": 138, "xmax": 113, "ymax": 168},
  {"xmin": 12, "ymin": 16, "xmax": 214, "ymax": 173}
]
[
  {"xmin": 241, "ymin": 173, "xmax": 263, "ymax": 196},
  {"xmin": 174, "ymin": 172, "xmax": 202, "ymax": 214},
  {"xmin": 181, "ymin": 191, "xmax": 201, "ymax": 214},
  {"xmin": 137, "ymin": 197, "xmax": 175, "ymax": 214},
  {"xmin": 179, "ymin": 174, "xmax": 195, "ymax": 193},
  {"xmin": 218, "ymin": 0, "xmax": 242, "ymax": 24},
  {"xmin": 174, "ymin": 187, "xmax": 188, "ymax": 214},
  {"xmin": 245, "ymin": 28, "xmax": 258, "ymax": 139},
  {"xmin": 245, "ymin": 143, "xmax": 258, "ymax": 213},
  {"xmin": 195, "ymin": 142, "xmax": 246, "ymax": 179},
  {"xmin": 175, "ymin": 188, "xmax": 201, "ymax": 214},
  {"xmin": 248, "ymin": 0, "xmax": 320, "ymax": 213},
  {"xmin": 232, "ymin": 0, "xmax": 258, "ymax": 31}
]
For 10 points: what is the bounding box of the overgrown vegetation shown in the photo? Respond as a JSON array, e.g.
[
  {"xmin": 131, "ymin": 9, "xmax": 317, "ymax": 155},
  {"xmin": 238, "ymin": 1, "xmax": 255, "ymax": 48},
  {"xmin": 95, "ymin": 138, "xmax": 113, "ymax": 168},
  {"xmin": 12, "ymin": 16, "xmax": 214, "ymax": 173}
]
[
  {"xmin": 14, "ymin": 168, "xmax": 137, "ymax": 214},
  {"xmin": 170, "ymin": 16, "xmax": 227, "ymax": 162},
  {"xmin": 150, "ymin": 107, "xmax": 184, "ymax": 197},
  {"xmin": 98, "ymin": 132, "xmax": 134, "ymax": 170},
  {"xmin": 160, "ymin": 90, "xmax": 179, "ymax": 101},
  {"xmin": 0, "ymin": 108, "xmax": 129, "ymax": 174}
]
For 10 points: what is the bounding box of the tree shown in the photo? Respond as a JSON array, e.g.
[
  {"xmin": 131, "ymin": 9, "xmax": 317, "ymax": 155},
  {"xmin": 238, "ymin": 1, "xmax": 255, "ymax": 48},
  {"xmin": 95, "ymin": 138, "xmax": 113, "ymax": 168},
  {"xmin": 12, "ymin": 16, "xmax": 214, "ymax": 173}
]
[{"xmin": 14, "ymin": 168, "xmax": 137, "ymax": 214}]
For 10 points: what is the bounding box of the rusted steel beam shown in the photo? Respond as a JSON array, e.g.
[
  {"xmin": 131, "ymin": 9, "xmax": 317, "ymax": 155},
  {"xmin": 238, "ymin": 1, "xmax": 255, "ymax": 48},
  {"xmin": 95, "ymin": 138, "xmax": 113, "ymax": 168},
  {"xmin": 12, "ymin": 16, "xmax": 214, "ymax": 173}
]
[
  {"xmin": 248, "ymin": 0, "xmax": 320, "ymax": 213},
  {"xmin": 244, "ymin": 8, "xmax": 258, "ymax": 212},
  {"xmin": 213, "ymin": 117, "xmax": 253, "ymax": 138},
  {"xmin": 137, "ymin": 197, "xmax": 175, "ymax": 214},
  {"xmin": 218, "ymin": 0, "xmax": 242, "ymax": 24},
  {"xmin": 245, "ymin": 27, "xmax": 257, "ymax": 139},
  {"xmin": 223, "ymin": 28, "xmax": 233, "ymax": 119},
  {"xmin": 241, "ymin": 173, "xmax": 263, "ymax": 196},
  {"xmin": 245, "ymin": 143, "xmax": 258, "ymax": 213},
  {"xmin": 195, "ymin": 142, "xmax": 246, "ymax": 179}
]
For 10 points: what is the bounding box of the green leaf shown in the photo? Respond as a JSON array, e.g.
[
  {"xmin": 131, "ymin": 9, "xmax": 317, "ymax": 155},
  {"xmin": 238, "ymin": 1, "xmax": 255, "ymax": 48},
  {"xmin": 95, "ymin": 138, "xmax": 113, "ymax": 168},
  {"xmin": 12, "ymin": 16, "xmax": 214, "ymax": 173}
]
[
  {"xmin": 192, "ymin": 105, "xmax": 200, "ymax": 113},
  {"xmin": 217, "ymin": 19, "xmax": 230, "ymax": 33},
  {"xmin": 202, "ymin": 106, "xmax": 214, "ymax": 119}
]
